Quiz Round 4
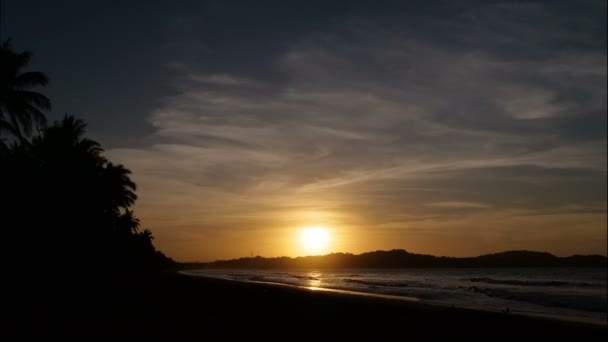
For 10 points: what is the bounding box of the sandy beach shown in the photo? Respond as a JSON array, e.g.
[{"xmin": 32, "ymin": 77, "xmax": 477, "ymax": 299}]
[{"xmin": 6, "ymin": 273, "xmax": 606, "ymax": 339}]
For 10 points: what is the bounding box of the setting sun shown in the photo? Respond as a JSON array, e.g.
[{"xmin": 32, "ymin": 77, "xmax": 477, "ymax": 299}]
[{"xmin": 299, "ymin": 226, "xmax": 332, "ymax": 255}]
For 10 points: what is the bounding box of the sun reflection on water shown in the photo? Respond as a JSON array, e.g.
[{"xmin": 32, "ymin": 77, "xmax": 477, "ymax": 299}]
[{"xmin": 307, "ymin": 271, "xmax": 322, "ymax": 289}]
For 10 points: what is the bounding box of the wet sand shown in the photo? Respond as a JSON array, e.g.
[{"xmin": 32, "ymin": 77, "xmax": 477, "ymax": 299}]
[{"xmin": 6, "ymin": 273, "xmax": 606, "ymax": 339}]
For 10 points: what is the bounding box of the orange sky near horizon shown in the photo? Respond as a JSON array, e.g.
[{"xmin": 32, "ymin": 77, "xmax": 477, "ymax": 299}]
[
  {"xmin": 120, "ymin": 175, "xmax": 607, "ymax": 262},
  {"xmin": 99, "ymin": 1, "xmax": 606, "ymax": 263},
  {"xmin": 6, "ymin": 1, "xmax": 606, "ymax": 264}
]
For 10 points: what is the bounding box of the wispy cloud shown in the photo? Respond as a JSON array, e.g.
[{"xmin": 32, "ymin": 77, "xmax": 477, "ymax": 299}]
[
  {"xmin": 425, "ymin": 202, "xmax": 490, "ymax": 209},
  {"xmin": 107, "ymin": 0, "xmax": 606, "ymax": 260},
  {"xmin": 189, "ymin": 74, "xmax": 264, "ymax": 88}
]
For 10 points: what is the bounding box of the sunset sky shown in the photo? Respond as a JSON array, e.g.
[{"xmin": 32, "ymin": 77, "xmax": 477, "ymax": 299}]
[{"xmin": 6, "ymin": 0, "xmax": 606, "ymax": 261}]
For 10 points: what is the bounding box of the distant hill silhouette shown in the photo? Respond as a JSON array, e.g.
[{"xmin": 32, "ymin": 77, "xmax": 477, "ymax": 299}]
[{"xmin": 182, "ymin": 250, "xmax": 607, "ymax": 269}]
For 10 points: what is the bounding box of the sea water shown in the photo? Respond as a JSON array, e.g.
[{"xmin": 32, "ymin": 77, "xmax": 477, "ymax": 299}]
[{"xmin": 181, "ymin": 268, "xmax": 607, "ymax": 325}]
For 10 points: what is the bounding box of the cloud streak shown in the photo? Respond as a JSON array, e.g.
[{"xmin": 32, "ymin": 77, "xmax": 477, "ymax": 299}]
[{"xmin": 107, "ymin": 0, "xmax": 606, "ymax": 261}]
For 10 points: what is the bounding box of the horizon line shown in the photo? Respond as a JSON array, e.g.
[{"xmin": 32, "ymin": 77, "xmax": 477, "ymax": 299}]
[{"xmin": 180, "ymin": 248, "xmax": 608, "ymax": 264}]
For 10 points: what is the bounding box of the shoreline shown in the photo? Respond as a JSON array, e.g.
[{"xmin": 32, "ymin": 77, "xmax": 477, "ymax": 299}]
[
  {"xmin": 174, "ymin": 274, "xmax": 606, "ymax": 339},
  {"xmin": 6, "ymin": 273, "xmax": 607, "ymax": 339},
  {"xmin": 180, "ymin": 270, "xmax": 422, "ymax": 302},
  {"xmin": 180, "ymin": 270, "xmax": 607, "ymax": 327}
]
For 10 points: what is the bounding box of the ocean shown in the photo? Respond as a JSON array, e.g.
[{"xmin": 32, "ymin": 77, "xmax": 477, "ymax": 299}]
[{"xmin": 181, "ymin": 268, "xmax": 607, "ymax": 325}]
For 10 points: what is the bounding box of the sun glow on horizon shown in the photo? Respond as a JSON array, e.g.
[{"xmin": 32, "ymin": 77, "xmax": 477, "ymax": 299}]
[{"xmin": 298, "ymin": 226, "xmax": 333, "ymax": 255}]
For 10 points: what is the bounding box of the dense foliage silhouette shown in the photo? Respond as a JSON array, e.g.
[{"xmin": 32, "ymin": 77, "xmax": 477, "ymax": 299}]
[
  {"xmin": 0, "ymin": 42, "xmax": 173, "ymax": 287},
  {"xmin": 1, "ymin": 116, "xmax": 173, "ymax": 280},
  {"xmin": 0, "ymin": 40, "xmax": 50, "ymax": 139}
]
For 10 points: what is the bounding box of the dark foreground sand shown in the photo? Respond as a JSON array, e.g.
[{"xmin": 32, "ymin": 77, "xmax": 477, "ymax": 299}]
[{"xmin": 5, "ymin": 273, "xmax": 607, "ymax": 339}]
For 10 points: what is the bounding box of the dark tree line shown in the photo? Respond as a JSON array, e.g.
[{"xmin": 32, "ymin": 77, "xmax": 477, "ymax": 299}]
[{"xmin": 1, "ymin": 40, "xmax": 173, "ymax": 283}]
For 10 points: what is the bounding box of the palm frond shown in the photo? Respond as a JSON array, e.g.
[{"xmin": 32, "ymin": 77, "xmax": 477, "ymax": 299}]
[
  {"xmin": 103, "ymin": 162, "xmax": 138, "ymax": 208},
  {"xmin": 119, "ymin": 210, "xmax": 141, "ymax": 233},
  {"xmin": 60, "ymin": 115, "xmax": 87, "ymax": 140},
  {"xmin": 5, "ymin": 112, "xmax": 25, "ymax": 140},
  {"xmin": 26, "ymin": 104, "xmax": 48, "ymax": 130},
  {"xmin": 0, "ymin": 118, "xmax": 20, "ymax": 137},
  {"xmin": 20, "ymin": 105, "xmax": 47, "ymax": 136},
  {"xmin": 15, "ymin": 51, "xmax": 33, "ymax": 70},
  {"xmin": 14, "ymin": 72, "xmax": 50, "ymax": 88},
  {"xmin": 78, "ymin": 137, "xmax": 103, "ymax": 156},
  {"xmin": 15, "ymin": 90, "xmax": 51, "ymax": 111},
  {"xmin": 0, "ymin": 42, "xmax": 50, "ymax": 138},
  {"xmin": 0, "ymin": 118, "xmax": 16, "ymax": 133}
]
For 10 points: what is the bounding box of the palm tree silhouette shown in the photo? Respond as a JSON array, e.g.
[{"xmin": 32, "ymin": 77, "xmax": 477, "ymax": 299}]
[
  {"xmin": 0, "ymin": 42, "xmax": 174, "ymax": 285},
  {"xmin": 0, "ymin": 39, "xmax": 51, "ymax": 139},
  {"xmin": 2, "ymin": 114, "xmax": 173, "ymax": 276},
  {"xmin": 36, "ymin": 116, "xmax": 137, "ymax": 220},
  {"xmin": 101, "ymin": 162, "xmax": 138, "ymax": 212}
]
